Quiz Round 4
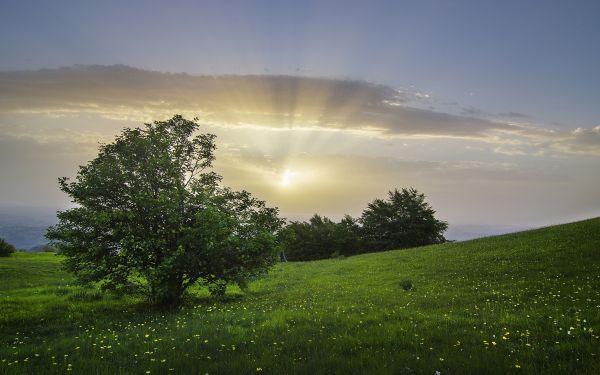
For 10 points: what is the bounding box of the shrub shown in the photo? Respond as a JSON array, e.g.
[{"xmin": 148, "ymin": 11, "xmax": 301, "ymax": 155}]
[
  {"xmin": 400, "ymin": 279, "xmax": 413, "ymax": 291},
  {"xmin": 208, "ymin": 281, "xmax": 227, "ymax": 297},
  {"xmin": 0, "ymin": 238, "xmax": 16, "ymax": 257},
  {"xmin": 68, "ymin": 291, "xmax": 103, "ymax": 302}
]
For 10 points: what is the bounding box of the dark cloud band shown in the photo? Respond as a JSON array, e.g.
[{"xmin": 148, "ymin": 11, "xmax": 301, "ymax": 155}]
[{"xmin": 1, "ymin": 65, "xmax": 599, "ymax": 155}]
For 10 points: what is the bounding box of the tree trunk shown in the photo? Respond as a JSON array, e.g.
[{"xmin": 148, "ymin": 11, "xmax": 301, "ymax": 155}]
[{"xmin": 150, "ymin": 275, "xmax": 185, "ymax": 307}]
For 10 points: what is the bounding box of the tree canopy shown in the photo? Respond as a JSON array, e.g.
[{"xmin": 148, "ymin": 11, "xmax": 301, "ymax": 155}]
[
  {"xmin": 46, "ymin": 115, "xmax": 283, "ymax": 306},
  {"xmin": 360, "ymin": 188, "xmax": 447, "ymax": 251},
  {"xmin": 281, "ymin": 214, "xmax": 363, "ymax": 261}
]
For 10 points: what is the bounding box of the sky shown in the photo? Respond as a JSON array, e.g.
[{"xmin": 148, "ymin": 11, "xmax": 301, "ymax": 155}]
[{"xmin": 1, "ymin": 0, "xmax": 599, "ymax": 227}]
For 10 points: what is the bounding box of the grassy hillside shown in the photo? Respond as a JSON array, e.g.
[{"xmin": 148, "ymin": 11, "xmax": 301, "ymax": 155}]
[{"xmin": 1, "ymin": 218, "xmax": 599, "ymax": 374}]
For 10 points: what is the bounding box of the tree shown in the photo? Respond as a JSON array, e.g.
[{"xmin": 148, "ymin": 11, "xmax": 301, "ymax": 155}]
[
  {"xmin": 337, "ymin": 214, "xmax": 364, "ymax": 256},
  {"xmin": 280, "ymin": 214, "xmax": 363, "ymax": 261},
  {"xmin": 46, "ymin": 115, "xmax": 283, "ymax": 306},
  {"xmin": 0, "ymin": 238, "xmax": 16, "ymax": 257},
  {"xmin": 360, "ymin": 188, "xmax": 447, "ymax": 251},
  {"xmin": 281, "ymin": 215, "xmax": 339, "ymax": 261}
]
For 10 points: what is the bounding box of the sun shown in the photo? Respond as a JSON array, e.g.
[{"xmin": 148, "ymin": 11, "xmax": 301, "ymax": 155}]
[{"xmin": 280, "ymin": 169, "xmax": 294, "ymax": 187}]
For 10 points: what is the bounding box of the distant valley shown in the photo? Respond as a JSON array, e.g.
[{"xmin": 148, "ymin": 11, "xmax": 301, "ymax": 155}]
[{"xmin": 0, "ymin": 206, "xmax": 59, "ymax": 250}]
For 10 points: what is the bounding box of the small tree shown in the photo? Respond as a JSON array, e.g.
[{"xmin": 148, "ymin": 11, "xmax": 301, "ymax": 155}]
[
  {"xmin": 360, "ymin": 188, "xmax": 447, "ymax": 251},
  {"xmin": 0, "ymin": 238, "xmax": 17, "ymax": 257},
  {"xmin": 46, "ymin": 115, "xmax": 283, "ymax": 306}
]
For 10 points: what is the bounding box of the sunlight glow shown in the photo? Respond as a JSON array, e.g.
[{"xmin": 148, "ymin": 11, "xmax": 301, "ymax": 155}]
[{"xmin": 280, "ymin": 169, "xmax": 294, "ymax": 187}]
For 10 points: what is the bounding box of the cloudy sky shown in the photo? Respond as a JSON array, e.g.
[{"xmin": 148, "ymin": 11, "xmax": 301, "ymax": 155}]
[{"xmin": 1, "ymin": 0, "xmax": 599, "ymax": 227}]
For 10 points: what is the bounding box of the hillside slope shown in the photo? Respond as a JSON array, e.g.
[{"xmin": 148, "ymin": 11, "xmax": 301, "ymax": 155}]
[{"xmin": 1, "ymin": 218, "xmax": 599, "ymax": 374}]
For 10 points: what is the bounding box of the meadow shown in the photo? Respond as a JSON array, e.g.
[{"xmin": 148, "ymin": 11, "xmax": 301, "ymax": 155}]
[{"xmin": 1, "ymin": 218, "xmax": 599, "ymax": 374}]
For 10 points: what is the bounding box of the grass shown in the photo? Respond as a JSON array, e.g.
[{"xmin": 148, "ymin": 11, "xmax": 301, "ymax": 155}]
[{"xmin": 1, "ymin": 218, "xmax": 599, "ymax": 374}]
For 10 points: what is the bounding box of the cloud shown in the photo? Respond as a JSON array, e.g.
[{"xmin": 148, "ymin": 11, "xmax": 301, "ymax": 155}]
[
  {"xmin": 0, "ymin": 123, "xmax": 105, "ymax": 152},
  {"xmin": 497, "ymin": 111, "xmax": 529, "ymax": 119},
  {"xmin": 460, "ymin": 106, "xmax": 484, "ymax": 116},
  {"xmin": 494, "ymin": 146, "xmax": 528, "ymax": 156},
  {"xmin": 1, "ymin": 65, "xmax": 600, "ymax": 155},
  {"xmin": 549, "ymin": 125, "xmax": 600, "ymax": 155}
]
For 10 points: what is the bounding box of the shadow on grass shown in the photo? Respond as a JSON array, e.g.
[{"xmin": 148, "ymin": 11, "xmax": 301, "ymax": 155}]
[{"xmin": 181, "ymin": 290, "xmax": 246, "ymax": 307}]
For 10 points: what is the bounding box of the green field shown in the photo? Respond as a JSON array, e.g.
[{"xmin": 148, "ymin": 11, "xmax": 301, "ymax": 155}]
[{"xmin": 1, "ymin": 219, "xmax": 599, "ymax": 374}]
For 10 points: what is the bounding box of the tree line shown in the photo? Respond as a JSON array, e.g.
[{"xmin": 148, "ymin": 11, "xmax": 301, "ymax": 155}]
[{"xmin": 279, "ymin": 188, "xmax": 448, "ymax": 261}]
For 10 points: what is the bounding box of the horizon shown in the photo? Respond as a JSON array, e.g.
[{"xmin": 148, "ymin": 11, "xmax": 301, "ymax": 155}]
[{"xmin": 1, "ymin": 1, "xmax": 600, "ymax": 234}]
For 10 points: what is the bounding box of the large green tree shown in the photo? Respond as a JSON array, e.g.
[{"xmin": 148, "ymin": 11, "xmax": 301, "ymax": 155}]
[
  {"xmin": 46, "ymin": 115, "xmax": 283, "ymax": 306},
  {"xmin": 360, "ymin": 188, "xmax": 447, "ymax": 251}
]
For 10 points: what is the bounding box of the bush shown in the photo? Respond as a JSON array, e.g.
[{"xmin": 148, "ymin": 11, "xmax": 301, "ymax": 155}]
[
  {"xmin": 400, "ymin": 279, "xmax": 413, "ymax": 291},
  {"xmin": 0, "ymin": 238, "xmax": 16, "ymax": 257},
  {"xmin": 208, "ymin": 281, "xmax": 227, "ymax": 297},
  {"xmin": 68, "ymin": 290, "xmax": 103, "ymax": 302}
]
